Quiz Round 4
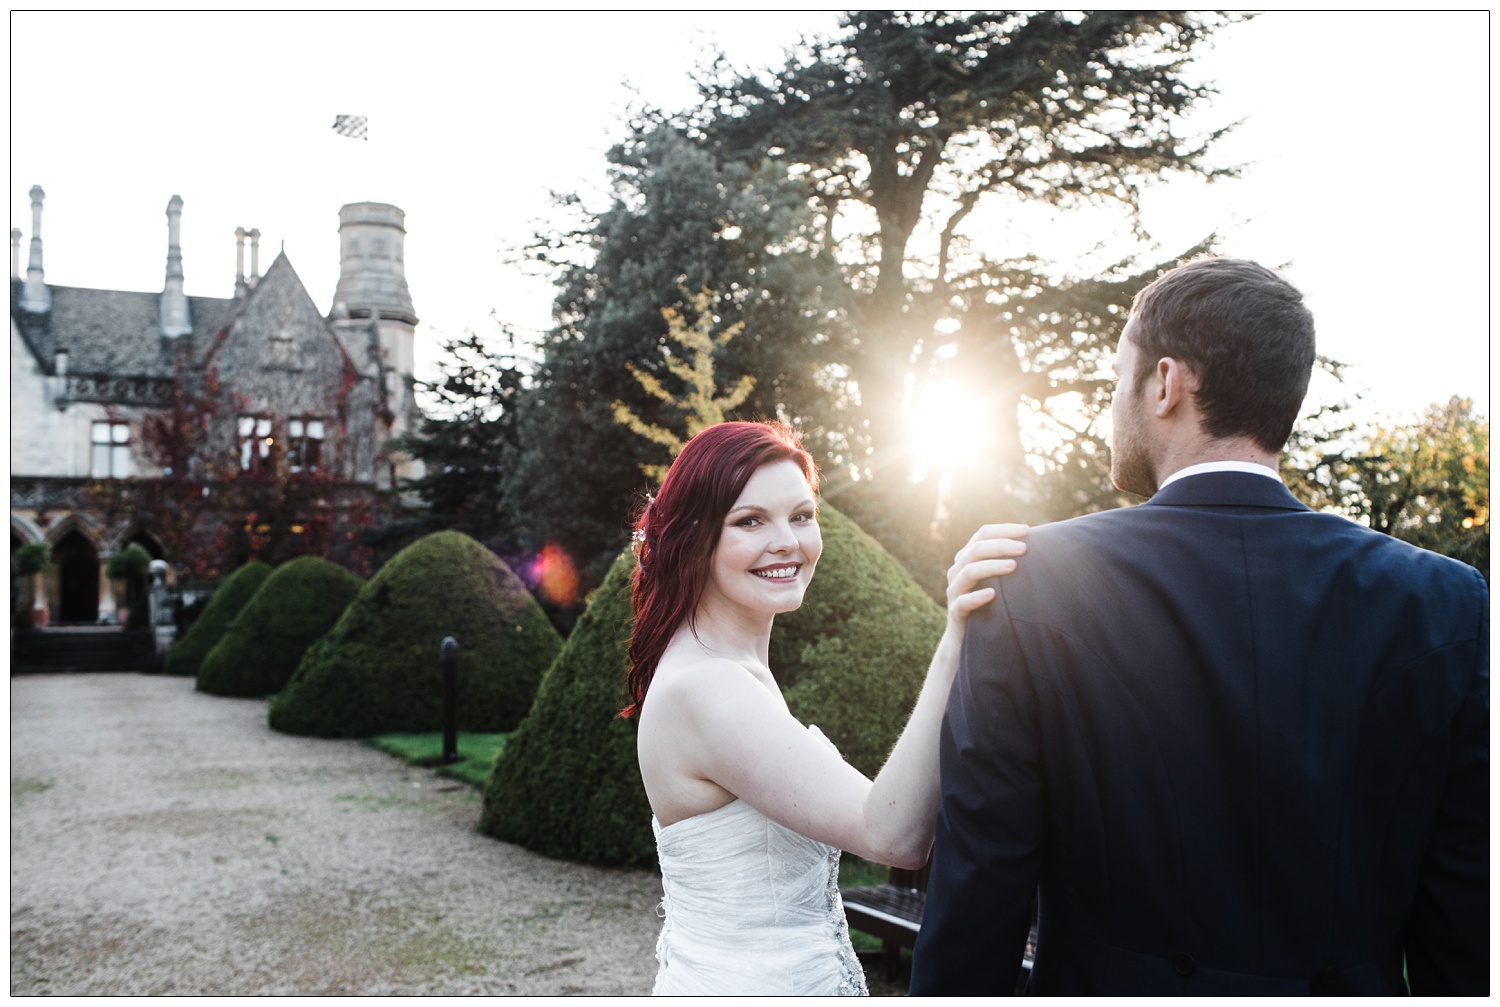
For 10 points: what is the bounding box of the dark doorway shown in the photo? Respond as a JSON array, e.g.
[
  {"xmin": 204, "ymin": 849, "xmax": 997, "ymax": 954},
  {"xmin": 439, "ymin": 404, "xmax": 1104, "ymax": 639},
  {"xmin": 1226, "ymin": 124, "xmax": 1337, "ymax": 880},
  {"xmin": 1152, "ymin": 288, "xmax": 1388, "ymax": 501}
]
[{"xmin": 53, "ymin": 530, "xmax": 99, "ymax": 624}]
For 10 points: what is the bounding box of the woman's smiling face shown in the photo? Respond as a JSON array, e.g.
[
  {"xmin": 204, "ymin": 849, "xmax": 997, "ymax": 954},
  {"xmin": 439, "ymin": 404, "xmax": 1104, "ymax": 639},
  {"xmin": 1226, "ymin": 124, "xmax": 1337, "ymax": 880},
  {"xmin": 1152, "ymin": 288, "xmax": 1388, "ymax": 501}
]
[{"xmin": 702, "ymin": 459, "xmax": 822, "ymax": 619}]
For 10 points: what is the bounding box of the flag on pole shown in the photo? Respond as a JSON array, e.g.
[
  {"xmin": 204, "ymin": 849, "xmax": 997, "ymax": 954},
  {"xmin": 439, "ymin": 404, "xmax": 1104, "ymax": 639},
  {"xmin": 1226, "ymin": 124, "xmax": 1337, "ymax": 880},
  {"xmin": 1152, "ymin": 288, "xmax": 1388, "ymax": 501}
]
[{"xmin": 332, "ymin": 115, "xmax": 368, "ymax": 140}]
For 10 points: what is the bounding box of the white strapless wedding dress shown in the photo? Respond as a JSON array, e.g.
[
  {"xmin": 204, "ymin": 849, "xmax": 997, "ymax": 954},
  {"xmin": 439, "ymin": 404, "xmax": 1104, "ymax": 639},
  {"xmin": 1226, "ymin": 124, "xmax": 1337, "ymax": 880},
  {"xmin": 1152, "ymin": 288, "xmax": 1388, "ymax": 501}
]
[{"xmin": 650, "ymin": 728, "xmax": 868, "ymax": 996}]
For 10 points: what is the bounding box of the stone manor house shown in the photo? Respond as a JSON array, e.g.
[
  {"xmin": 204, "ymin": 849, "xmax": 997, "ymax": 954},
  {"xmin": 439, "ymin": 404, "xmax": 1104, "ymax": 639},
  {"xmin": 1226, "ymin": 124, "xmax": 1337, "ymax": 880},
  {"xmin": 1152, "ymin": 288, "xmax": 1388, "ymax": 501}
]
[{"xmin": 10, "ymin": 186, "xmax": 421, "ymax": 624}]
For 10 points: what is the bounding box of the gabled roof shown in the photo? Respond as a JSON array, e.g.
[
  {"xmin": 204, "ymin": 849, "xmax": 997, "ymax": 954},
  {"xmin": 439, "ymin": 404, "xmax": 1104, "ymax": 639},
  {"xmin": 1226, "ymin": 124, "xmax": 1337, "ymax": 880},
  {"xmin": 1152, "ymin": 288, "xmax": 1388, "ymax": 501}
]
[
  {"xmin": 11, "ymin": 279, "xmax": 238, "ymax": 378},
  {"xmin": 200, "ymin": 252, "xmax": 357, "ymax": 372}
]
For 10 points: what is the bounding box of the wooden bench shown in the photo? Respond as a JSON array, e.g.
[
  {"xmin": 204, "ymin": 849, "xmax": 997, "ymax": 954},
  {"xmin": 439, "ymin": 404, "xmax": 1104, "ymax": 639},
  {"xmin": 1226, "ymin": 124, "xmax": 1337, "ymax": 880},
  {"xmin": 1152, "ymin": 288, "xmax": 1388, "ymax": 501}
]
[{"xmin": 841, "ymin": 863, "xmax": 1037, "ymax": 988}]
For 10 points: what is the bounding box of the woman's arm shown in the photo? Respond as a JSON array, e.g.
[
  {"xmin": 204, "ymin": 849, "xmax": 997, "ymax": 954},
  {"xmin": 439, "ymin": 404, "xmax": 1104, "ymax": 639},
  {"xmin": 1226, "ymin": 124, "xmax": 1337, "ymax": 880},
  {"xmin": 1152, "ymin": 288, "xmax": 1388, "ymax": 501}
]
[
  {"xmin": 656, "ymin": 523, "xmax": 1028, "ymax": 866},
  {"xmin": 858, "ymin": 522, "xmax": 1030, "ymax": 865}
]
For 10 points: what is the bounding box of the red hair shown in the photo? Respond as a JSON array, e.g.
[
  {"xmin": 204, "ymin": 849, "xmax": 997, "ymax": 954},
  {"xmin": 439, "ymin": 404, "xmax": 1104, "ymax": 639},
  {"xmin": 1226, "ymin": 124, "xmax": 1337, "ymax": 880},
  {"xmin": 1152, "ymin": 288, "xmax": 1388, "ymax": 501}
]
[{"xmin": 622, "ymin": 422, "xmax": 818, "ymax": 717}]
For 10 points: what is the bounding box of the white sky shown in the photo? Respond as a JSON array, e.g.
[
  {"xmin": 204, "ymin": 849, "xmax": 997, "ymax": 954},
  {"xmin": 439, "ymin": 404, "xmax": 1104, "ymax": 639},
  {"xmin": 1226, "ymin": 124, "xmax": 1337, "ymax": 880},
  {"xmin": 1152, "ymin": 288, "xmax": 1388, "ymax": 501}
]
[{"xmin": 9, "ymin": 11, "xmax": 1490, "ymax": 427}]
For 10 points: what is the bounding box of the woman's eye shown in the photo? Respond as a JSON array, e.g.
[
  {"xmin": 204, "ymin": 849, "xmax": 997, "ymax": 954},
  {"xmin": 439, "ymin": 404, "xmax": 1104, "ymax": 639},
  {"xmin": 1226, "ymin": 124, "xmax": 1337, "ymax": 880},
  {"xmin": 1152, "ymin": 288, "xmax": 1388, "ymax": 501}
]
[
  {"xmin": 736, "ymin": 517, "xmax": 760, "ymax": 528},
  {"xmin": 792, "ymin": 511, "xmax": 815, "ymax": 524}
]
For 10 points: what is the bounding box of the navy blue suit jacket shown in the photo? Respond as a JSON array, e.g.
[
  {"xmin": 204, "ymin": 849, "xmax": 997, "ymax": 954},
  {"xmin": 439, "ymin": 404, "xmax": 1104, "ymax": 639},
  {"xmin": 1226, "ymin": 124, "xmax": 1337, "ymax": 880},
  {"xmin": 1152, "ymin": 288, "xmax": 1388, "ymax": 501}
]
[{"xmin": 910, "ymin": 473, "xmax": 1488, "ymax": 995}]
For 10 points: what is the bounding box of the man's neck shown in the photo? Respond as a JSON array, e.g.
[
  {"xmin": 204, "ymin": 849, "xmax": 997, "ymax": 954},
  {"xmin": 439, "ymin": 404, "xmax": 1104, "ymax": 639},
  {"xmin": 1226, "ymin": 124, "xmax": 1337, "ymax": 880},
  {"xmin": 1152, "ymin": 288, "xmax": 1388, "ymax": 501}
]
[
  {"xmin": 1154, "ymin": 438, "xmax": 1281, "ymax": 491},
  {"xmin": 1158, "ymin": 459, "xmax": 1282, "ymax": 490}
]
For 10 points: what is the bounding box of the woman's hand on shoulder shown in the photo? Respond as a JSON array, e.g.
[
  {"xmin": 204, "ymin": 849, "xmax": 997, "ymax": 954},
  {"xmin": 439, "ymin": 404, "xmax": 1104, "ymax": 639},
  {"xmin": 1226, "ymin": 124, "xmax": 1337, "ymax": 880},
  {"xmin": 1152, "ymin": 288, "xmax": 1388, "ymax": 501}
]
[{"xmin": 946, "ymin": 522, "xmax": 1028, "ymax": 635}]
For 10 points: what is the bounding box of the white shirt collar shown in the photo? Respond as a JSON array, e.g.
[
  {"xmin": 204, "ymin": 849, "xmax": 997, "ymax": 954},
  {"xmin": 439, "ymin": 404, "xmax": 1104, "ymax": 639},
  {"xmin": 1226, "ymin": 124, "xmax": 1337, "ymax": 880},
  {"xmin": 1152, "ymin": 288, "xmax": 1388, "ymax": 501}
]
[{"xmin": 1158, "ymin": 460, "xmax": 1283, "ymax": 490}]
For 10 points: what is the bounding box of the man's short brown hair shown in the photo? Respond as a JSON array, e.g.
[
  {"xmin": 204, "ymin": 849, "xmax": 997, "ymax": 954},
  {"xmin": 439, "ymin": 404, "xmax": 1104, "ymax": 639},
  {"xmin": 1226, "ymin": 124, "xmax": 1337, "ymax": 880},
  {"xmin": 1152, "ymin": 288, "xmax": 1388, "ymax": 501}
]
[{"xmin": 1129, "ymin": 257, "xmax": 1316, "ymax": 453}]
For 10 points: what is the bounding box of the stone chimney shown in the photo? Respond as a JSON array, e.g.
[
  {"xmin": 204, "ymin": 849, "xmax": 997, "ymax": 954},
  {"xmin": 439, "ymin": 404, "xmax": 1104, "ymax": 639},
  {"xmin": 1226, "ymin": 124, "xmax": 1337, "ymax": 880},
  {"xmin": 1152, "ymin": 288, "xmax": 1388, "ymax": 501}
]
[
  {"xmin": 20, "ymin": 185, "xmax": 50, "ymax": 312},
  {"xmin": 234, "ymin": 227, "xmax": 248, "ymax": 297},
  {"xmin": 10, "ymin": 228, "xmax": 21, "ymax": 280},
  {"xmin": 160, "ymin": 195, "xmax": 191, "ymax": 337},
  {"xmin": 248, "ymin": 228, "xmax": 261, "ymax": 286}
]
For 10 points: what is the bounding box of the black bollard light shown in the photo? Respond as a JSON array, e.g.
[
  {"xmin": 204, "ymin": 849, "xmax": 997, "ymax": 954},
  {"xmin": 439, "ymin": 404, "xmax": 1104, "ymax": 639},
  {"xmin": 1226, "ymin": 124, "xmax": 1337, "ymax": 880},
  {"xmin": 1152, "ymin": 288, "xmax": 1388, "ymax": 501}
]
[{"xmin": 440, "ymin": 636, "xmax": 459, "ymax": 765}]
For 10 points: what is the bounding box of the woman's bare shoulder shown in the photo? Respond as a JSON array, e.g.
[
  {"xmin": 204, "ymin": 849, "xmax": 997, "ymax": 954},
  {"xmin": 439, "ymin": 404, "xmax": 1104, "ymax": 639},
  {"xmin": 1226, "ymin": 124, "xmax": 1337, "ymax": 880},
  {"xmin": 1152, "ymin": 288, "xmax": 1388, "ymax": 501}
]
[
  {"xmin": 637, "ymin": 653, "xmax": 790, "ymax": 819},
  {"xmin": 643, "ymin": 652, "xmax": 768, "ymax": 723}
]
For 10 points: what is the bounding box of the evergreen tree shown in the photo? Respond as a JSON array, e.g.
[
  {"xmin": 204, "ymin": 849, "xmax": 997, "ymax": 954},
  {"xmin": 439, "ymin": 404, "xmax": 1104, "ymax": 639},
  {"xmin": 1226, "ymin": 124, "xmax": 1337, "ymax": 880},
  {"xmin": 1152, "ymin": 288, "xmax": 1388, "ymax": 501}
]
[
  {"xmin": 697, "ymin": 10, "xmax": 1235, "ymax": 462},
  {"xmin": 418, "ymin": 13, "xmax": 1238, "ymax": 599},
  {"xmin": 389, "ymin": 329, "xmax": 526, "ymax": 552},
  {"xmin": 612, "ymin": 289, "xmax": 757, "ymax": 482},
  {"xmin": 686, "ymin": 11, "xmax": 1236, "ymax": 583},
  {"xmin": 504, "ymin": 125, "xmax": 850, "ymax": 592}
]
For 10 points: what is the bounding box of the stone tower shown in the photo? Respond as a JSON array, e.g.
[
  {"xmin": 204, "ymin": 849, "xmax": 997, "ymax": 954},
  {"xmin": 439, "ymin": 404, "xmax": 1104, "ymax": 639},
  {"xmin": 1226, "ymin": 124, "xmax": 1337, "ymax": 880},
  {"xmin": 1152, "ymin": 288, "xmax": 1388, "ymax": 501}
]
[{"xmin": 329, "ymin": 201, "xmax": 420, "ymax": 485}]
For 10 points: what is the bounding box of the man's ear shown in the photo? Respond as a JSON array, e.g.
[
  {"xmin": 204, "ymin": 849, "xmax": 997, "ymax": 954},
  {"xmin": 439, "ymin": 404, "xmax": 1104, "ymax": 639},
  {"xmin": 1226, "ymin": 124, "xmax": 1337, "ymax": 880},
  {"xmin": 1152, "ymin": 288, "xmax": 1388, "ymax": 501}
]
[{"xmin": 1154, "ymin": 357, "xmax": 1194, "ymax": 418}]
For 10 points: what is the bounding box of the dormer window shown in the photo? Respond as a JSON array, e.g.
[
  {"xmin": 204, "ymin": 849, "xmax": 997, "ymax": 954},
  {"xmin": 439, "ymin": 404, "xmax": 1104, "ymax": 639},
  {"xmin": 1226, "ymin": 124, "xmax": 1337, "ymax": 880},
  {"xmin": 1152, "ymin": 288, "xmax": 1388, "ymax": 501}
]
[
  {"xmin": 287, "ymin": 417, "xmax": 325, "ymax": 473},
  {"xmin": 91, "ymin": 421, "xmax": 131, "ymax": 478},
  {"xmin": 269, "ymin": 329, "xmax": 299, "ymax": 369}
]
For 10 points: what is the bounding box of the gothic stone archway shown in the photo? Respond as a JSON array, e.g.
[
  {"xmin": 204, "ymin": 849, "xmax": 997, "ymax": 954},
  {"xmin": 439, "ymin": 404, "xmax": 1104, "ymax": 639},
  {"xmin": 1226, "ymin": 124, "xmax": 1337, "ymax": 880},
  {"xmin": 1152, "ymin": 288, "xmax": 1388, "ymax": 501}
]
[{"xmin": 52, "ymin": 529, "xmax": 100, "ymax": 624}]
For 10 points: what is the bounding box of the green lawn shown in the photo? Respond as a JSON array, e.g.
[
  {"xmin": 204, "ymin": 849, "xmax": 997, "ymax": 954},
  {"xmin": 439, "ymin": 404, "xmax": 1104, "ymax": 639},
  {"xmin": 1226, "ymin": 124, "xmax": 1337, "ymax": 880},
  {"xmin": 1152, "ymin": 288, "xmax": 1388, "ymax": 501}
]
[{"xmin": 367, "ymin": 732, "xmax": 509, "ymax": 789}]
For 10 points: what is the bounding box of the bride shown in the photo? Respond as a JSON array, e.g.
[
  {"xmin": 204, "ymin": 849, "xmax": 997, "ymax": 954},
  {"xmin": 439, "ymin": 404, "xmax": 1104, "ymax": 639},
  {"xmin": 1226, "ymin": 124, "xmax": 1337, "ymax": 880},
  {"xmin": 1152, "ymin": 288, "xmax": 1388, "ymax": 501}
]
[{"xmin": 626, "ymin": 421, "xmax": 1026, "ymax": 995}]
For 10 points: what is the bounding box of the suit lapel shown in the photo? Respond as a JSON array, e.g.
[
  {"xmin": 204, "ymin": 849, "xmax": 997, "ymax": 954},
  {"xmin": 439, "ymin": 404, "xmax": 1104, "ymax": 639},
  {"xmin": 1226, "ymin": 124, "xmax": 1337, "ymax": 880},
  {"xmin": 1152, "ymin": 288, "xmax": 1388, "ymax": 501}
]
[{"xmin": 1145, "ymin": 472, "xmax": 1310, "ymax": 511}]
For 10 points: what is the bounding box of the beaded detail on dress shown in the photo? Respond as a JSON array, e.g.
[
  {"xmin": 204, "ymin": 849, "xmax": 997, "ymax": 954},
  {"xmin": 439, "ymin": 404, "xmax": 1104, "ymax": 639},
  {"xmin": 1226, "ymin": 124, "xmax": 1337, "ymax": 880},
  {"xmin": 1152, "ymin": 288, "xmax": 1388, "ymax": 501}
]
[{"xmin": 824, "ymin": 843, "xmax": 869, "ymax": 995}]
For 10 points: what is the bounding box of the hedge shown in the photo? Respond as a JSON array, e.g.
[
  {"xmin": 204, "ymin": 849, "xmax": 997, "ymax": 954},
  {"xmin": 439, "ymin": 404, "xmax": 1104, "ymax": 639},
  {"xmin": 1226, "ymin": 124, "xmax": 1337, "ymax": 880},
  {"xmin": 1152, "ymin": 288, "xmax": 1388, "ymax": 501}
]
[
  {"xmin": 480, "ymin": 502, "xmax": 944, "ymax": 867},
  {"xmin": 268, "ymin": 531, "xmax": 562, "ymax": 738},
  {"xmin": 195, "ymin": 556, "xmax": 364, "ymax": 698},
  {"xmin": 480, "ymin": 552, "xmax": 650, "ymax": 865},
  {"xmin": 162, "ymin": 561, "xmax": 272, "ymax": 677}
]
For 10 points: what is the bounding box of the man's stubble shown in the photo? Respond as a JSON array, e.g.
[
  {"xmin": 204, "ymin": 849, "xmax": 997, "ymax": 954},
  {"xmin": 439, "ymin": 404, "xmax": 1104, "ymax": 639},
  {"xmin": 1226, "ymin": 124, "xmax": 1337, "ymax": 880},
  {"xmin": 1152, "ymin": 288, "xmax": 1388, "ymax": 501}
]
[{"xmin": 1109, "ymin": 385, "xmax": 1157, "ymax": 499}]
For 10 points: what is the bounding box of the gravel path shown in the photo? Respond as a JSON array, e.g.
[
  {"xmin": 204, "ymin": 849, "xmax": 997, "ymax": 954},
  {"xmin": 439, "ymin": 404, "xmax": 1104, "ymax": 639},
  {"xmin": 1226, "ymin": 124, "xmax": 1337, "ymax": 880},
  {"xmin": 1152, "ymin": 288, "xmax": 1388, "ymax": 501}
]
[{"xmin": 10, "ymin": 674, "xmax": 665, "ymax": 996}]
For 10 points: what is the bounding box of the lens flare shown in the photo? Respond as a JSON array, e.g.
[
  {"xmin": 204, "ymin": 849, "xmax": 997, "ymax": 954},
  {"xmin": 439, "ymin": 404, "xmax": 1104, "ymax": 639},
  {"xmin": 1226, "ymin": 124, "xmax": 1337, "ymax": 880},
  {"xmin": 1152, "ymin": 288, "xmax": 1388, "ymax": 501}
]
[{"xmin": 532, "ymin": 543, "xmax": 580, "ymax": 607}]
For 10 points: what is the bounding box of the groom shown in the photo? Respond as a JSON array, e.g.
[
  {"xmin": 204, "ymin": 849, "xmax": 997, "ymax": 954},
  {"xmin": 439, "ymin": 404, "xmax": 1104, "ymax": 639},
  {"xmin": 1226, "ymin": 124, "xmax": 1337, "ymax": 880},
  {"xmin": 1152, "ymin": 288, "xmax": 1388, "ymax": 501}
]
[{"xmin": 910, "ymin": 258, "xmax": 1489, "ymax": 995}]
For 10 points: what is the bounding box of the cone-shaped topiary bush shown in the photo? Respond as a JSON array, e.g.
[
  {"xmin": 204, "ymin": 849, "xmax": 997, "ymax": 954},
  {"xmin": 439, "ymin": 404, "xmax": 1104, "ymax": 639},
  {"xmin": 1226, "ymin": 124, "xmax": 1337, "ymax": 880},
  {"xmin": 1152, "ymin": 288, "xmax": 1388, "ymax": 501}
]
[
  {"xmin": 268, "ymin": 531, "xmax": 562, "ymax": 738},
  {"xmin": 196, "ymin": 556, "xmax": 364, "ymax": 698},
  {"xmin": 162, "ymin": 561, "xmax": 272, "ymax": 677},
  {"xmin": 481, "ymin": 551, "xmax": 650, "ymax": 865},
  {"xmin": 481, "ymin": 502, "xmax": 944, "ymax": 867}
]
